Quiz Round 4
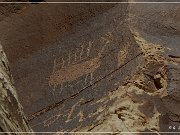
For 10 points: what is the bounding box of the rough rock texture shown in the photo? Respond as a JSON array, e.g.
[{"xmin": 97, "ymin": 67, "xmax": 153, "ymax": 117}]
[
  {"xmin": 0, "ymin": 1, "xmax": 115, "ymax": 64},
  {"xmin": 0, "ymin": 44, "xmax": 33, "ymax": 134},
  {"xmin": 0, "ymin": 0, "xmax": 180, "ymax": 134},
  {"xmin": 129, "ymin": 1, "xmax": 180, "ymax": 132},
  {"xmin": 84, "ymin": 2, "xmax": 180, "ymax": 133},
  {"xmin": 10, "ymin": 3, "xmax": 144, "ymax": 132}
]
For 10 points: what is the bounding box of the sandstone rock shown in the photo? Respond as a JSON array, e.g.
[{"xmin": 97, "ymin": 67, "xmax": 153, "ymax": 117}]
[
  {"xmin": 0, "ymin": 44, "xmax": 33, "ymax": 134},
  {"xmin": 0, "ymin": 0, "xmax": 180, "ymax": 134}
]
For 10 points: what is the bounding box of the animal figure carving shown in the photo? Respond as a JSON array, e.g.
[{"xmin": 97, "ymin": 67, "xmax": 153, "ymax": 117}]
[{"xmin": 49, "ymin": 32, "xmax": 113, "ymax": 92}]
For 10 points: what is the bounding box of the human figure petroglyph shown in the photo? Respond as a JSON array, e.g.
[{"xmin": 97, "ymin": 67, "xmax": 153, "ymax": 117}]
[
  {"xmin": 49, "ymin": 32, "xmax": 114, "ymax": 93},
  {"xmin": 87, "ymin": 41, "xmax": 92, "ymax": 57},
  {"xmin": 79, "ymin": 44, "xmax": 84, "ymax": 61}
]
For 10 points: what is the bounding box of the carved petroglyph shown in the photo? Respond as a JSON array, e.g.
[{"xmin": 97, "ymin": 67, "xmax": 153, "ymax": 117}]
[
  {"xmin": 44, "ymin": 113, "xmax": 63, "ymax": 127},
  {"xmin": 49, "ymin": 32, "xmax": 114, "ymax": 92},
  {"xmin": 78, "ymin": 111, "xmax": 84, "ymax": 122},
  {"xmin": 117, "ymin": 42, "xmax": 130, "ymax": 67},
  {"xmin": 49, "ymin": 41, "xmax": 94, "ymax": 91},
  {"xmin": 43, "ymin": 110, "xmax": 69, "ymax": 127},
  {"xmin": 49, "ymin": 57, "xmax": 101, "ymax": 90},
  {"xmin": 87, "ymin": 41, "xmax": 92, "ymax": 57},
  {"xmin": 101, "ymin": 32, "xmax": 114, "ymax": 44},
  {"xmin": 66, "ymin": 101, "xmax": 80, "ymax": 123},
  {"xmin": 31, "ymin": 105, "xmax": 66, "ymax": 128}
]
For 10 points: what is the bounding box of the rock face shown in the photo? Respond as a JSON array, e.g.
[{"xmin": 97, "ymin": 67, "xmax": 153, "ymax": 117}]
[
  {"xmin": 128, "ymin": 1, "xmax": 180, "ymax": 132},
  {"xmin": 0, "ymin": 2, "xmax": 115, "ymax": 64},
  {"xmin": 7, "ymin": 3, "xmax": 144, "ymax": 132},
  {"xmin": 0, "ymin": 0, "xmax": 180, "ymax": 134},
  {"xmin": 0, "ymin": 45, "xmax": 33, "ymax": 134}
]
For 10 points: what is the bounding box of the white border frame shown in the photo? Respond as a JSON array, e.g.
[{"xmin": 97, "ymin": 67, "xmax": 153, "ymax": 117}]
[
  {"xmin": 0, "ymin": 132, "xmax": 180, "ymax": 134},
  {"xmin": 0, "ymin": 1, "xmax": 179, "ymax": 3}
]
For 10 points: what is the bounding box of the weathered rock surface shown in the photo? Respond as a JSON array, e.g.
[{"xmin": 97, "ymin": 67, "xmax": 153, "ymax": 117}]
[
  {"xmin": 0, "ymin": 0, "xmax": 180, "ymax": 134},
  {"xmin": 0, "ymin": 44, "xmax": 33, "ymax": 134},
  {"xmin": 9, "ymin": 3, "xmax": 144, "ymax": 132}
]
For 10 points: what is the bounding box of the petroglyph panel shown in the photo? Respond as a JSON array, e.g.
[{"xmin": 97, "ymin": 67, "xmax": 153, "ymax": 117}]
[
  {"xmin": 9, "ymin": 4, "xmax": 142, "ymax": 132},
  {"xmin": 48, "ymin": 31, "xmax": 120, "ymax": 94},
  {"xmin": 49, "ymin": 41, "xmax": 100, "ymax": 90},
  {"xmin": 29, "ymin": 54, "xmax": 144, "ymax": 132}
]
